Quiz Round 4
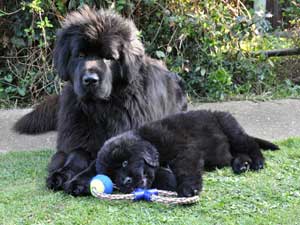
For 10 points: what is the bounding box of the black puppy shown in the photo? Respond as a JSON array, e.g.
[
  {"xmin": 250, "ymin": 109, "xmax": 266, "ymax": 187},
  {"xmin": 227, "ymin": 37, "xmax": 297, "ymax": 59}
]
[{"xmin": 96, "ymin": 110, "xmax": 279, "ymax": 197}]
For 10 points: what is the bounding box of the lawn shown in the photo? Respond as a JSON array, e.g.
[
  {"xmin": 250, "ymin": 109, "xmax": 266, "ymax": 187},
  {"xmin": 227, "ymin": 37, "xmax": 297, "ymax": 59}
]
[{"xmin": 1, "ymin": 138, "xmax": 300, "ymax": 225}]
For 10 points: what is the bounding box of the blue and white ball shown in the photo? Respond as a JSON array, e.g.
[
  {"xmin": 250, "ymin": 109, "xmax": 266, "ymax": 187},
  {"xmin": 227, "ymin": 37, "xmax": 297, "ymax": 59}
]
[{"xmin": 90, "ymin": 175, "xmax": 113, "ymax": 196}]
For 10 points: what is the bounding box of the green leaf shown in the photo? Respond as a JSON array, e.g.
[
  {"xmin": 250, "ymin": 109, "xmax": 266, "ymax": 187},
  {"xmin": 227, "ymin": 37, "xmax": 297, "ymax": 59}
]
[
  {"xmin": 194, "ymin": 67, "xmax": 201, "ymax": 72},
  {"xmin": 17, "ymin": 87, "xmax": 26, "ymax": 96},
  {"xmin": 201, "ymin": 68, "xmax": 206, "ymax": 76},
  {"xmin": 4, "ymin": 75, "xmax": 13, "ymax": 83},
  {"xmin": 5, "ymin": 86, "xmax": 16, "ymax": 93},
  {"xmin": 155, "ymin": 51, "xmax": 166, "ymax": 59}
]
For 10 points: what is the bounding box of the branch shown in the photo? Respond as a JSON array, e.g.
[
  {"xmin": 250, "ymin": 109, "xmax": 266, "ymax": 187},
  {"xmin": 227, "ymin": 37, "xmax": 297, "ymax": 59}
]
[{"xmin": 253, "ymin": 48, "xmax": 300, "ymax": 57}]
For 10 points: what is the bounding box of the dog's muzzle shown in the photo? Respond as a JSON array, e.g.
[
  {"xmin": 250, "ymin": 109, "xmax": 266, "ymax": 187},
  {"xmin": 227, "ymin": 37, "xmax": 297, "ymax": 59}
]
[{"xmin": 82, "ymin": 73, "xmax": 99, "ymax": 86}]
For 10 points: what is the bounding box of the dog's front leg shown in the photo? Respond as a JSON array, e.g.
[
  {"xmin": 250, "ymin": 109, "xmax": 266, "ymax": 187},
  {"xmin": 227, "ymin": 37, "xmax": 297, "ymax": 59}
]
[
  {"xmin": 46, "ymin": 149, "xmax": 92, "ymax": 191},
  {"xmin": 46, "ymin": 151, "xmax": 67, "ymax": 190}
]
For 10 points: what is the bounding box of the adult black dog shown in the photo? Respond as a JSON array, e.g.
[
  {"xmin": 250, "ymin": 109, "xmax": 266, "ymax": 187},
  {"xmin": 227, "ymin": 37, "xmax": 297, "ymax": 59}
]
[
  {"xmin": 14, "ymin": 6, "xmax": 187, "ymax": 196},
  {"xmin": 96, "ymin": 110, "xmax": 279, "ymax": 197}
]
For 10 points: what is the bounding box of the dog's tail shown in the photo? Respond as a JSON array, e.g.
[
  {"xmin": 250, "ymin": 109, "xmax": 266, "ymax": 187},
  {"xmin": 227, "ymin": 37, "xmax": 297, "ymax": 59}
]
[
  {"xmin": 253, "ymin": 137, "xmax": 279, "ymax": 151},
  {"xmin": 13, "ymin": 95, "xmax": 59, "ymax": 134}
]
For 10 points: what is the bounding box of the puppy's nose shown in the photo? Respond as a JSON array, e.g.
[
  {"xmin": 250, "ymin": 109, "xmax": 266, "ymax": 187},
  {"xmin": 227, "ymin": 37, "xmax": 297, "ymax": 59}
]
[
  {"xmin": 123, "ymin": 177, "xmax": 133, "ymax": 185},
  {"xmin": 82, "ymin": 73, "xmax": 99, "ymax": 86}
]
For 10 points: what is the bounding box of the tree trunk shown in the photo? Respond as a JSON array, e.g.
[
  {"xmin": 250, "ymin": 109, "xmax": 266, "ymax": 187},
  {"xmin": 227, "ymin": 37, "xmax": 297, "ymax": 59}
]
[{"xmin": 266, "ymin": 0, "xmax": 282, "ymax": 28}]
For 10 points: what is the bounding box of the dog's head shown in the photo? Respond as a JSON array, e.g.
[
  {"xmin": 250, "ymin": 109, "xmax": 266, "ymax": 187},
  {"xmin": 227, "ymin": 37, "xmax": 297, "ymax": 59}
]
[
  {"xmin": 53, "ymin": 6, "xmax": 144, "ymax": 101},
  {"xmin": 96, "ymin": 131, "xmax": 159, "ymax": 193}
]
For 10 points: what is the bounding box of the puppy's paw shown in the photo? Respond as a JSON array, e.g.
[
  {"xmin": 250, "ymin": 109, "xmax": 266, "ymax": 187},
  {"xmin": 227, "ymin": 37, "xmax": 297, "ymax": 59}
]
[
  {"xmin": 46, "ymin": 172, "xmax": 66, "ymax": 191},
  {"xmin": 177, "ymin": 183, "xmax": 200, "ymax": 197},
  {"xmin": 152, "ymin": 167, "xmax": 177, "ymax": 191},
  {"xmin": 232, "ymin": 157, "xmax": 251, "ymax": 174},
  {"xmin": 250, "ymin": 158, "xmax": 264, "ymax": 171}
]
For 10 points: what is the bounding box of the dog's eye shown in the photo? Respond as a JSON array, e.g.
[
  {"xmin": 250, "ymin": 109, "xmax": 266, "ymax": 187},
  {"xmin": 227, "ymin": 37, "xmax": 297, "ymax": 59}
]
[
  {"xmin": 78, "ymin": 52, "xmax": 85, "ymax": 57},
  {"xmin": 122, "ymin": 161, "xmax": 128, "ymax": 168}
]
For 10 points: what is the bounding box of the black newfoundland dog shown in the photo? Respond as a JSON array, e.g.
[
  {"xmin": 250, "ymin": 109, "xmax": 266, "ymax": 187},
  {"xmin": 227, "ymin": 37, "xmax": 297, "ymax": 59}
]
[
  {"xmin": 14, "ymin": 6, "xmax": 187, "ymax": 196},
  {"xmin": 96, "ymin": 110, "xmax": 279, "ymax": 197}
]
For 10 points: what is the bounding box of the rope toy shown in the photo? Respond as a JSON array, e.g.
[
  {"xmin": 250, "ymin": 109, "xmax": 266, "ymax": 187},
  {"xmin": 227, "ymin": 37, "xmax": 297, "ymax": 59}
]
[{"xmin": 90, "ymin": 175, "xmax": 199, "ymax": 205}]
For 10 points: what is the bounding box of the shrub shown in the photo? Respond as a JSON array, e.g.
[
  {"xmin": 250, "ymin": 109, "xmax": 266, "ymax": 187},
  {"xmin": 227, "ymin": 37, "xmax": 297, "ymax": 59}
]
[
  {"xmin": 0, "ymin": 0, "xmax": 60, "ymax": 106},
  {"xmin": 0, "ymin": 0, "xmax": 299, "ymax": 107}
]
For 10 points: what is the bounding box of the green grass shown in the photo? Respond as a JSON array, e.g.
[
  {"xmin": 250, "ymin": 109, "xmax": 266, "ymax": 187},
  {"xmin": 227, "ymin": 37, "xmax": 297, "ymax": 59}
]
[{"xmin": 1, "ymin": 138, "xmax": 300, "ymax": 225}]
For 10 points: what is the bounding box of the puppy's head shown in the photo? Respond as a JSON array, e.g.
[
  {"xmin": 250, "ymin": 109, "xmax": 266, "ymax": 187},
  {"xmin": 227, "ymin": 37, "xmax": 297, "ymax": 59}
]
[
  {"xmin": 53, "ymin": 6, "xmax": 144, "ymax": 101},
  {"xmin": 96, "ymin": 132, "xmax": 159, "ymax": 193}
]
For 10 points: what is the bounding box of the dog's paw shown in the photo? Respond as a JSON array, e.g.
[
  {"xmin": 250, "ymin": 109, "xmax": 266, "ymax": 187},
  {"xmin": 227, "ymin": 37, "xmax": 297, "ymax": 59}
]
[
  {"xmin": 177, "ymin": 183, "xmax": 200, "ymax": 197},
  {"xmin": 250, "ymin": 158, "xmax": 264, "ymax": 171},
  {"xmin": 232, "ymin": 157, "xmax": 251, "ymax": 174},
  {"xmin": 46, "ymin": 172, "xmax": 66, "ymax": 191},
  {"xmin": 63, "ymin": 181, "xmax": 89, "ymax": 196},
  {"xmin": 152, "ymin": 167, "xmax": 177, "ymax": 191}
]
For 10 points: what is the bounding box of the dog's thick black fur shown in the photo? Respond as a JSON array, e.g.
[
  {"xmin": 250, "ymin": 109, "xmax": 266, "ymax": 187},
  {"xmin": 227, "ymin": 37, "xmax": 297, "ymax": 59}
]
[
  {"xmin": 14, "ymin": 6, "xmax": 187, "ymax": 196},
  {"xmin": 96, "ymin": 110, "xmax": 279, "ymax": 197}
]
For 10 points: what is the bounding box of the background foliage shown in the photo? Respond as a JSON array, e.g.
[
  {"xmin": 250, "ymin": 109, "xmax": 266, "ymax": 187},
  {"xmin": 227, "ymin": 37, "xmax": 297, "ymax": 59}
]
[{"xmin": 1, "ymin": 0, "xmax": 300, "ymax": 107}]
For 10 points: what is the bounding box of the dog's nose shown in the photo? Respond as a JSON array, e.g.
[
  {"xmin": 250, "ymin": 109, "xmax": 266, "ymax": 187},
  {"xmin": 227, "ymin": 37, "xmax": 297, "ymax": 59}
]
[
  {"xmin": 82, "ymin": 73, "xmax": 99, "ymax": 86},
  {"xmin": 123, "ymin": 177, "xmax": 133, "ymax": 185}
]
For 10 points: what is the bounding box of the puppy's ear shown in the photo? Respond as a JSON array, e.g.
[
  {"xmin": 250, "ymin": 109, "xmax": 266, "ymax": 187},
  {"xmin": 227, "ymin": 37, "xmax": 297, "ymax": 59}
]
[
  {"xmin": 53, "ymin": 29, "xmax": 71, "ymax": 81},
  {"xmin": 143, "ymin": 143, "xmax": 159, "ymax": 168}
]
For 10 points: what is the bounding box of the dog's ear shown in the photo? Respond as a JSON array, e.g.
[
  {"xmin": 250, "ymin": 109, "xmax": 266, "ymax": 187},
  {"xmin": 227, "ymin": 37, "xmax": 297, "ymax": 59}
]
[
  {"xmin": 53, "ymin": 29, "xmax": 71, "ymax": 81},
  {"xmin": 119, "ymin": 32, "xmax": 145, "ymax": 83},
  {"xmin": 143, "ymin": 143, "xmax": 159, "ymax": 168}
]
